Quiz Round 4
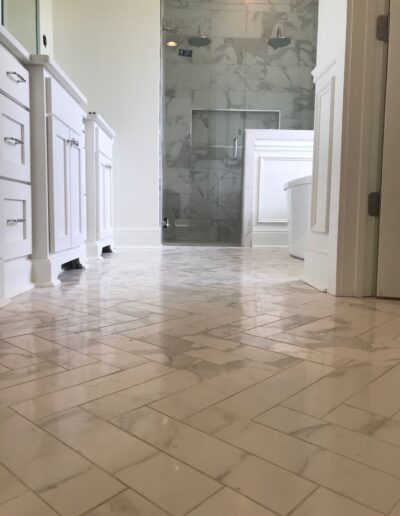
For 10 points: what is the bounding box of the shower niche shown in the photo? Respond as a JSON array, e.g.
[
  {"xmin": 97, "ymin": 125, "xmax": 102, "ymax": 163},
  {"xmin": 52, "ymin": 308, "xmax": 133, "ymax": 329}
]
[{"xmin": 163, "ymin": 109, "xmax": 280, "ymax": 245}]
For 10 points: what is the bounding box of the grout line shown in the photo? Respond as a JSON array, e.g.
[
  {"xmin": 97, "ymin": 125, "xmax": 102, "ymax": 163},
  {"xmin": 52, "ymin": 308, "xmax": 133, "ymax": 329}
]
[{"xmin": 0, "ymin": 461, "xmax": 64, "ymax": 516}]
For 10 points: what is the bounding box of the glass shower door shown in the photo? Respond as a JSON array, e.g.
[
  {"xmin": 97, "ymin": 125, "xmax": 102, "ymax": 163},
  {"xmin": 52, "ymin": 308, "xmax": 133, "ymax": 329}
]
[
  {"xmin": 163, "ymin": 106, "xmax": 280, "ymax": 245},
  {"xmin": 188, "ymin": 109, "xmax": 244, "ymax": 245},
  {"xmin": 161, "ymin": 0, "xmax": 249, "ymax": 246}
]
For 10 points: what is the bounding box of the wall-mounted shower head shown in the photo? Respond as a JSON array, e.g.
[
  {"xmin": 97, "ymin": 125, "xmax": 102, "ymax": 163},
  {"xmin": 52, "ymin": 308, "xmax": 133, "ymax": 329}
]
[
  {"xmin": 163, "ymin": 18, "xmax": 179, "ymax": 48},
  {"xmin": 188, "ymin": 26, "xmax": 211, "ymax": 47},
  {"xmin": 268, "ymin": 25, "xmax": 291, "ymax": 49}
]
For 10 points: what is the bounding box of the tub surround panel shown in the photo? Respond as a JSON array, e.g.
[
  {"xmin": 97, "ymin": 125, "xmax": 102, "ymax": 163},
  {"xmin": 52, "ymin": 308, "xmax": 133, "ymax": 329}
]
[{"xmin": 243, "ymin": 130, "xmax": 314, "ymax": 247}]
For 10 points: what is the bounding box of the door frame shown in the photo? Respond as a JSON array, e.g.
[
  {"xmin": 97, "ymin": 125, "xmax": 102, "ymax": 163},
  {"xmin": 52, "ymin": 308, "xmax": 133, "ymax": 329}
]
[
  {"xmin": 332, "ymin": 0, "xmax": 389, "ymax": 296},
  {"xmin": 376, "ymin": 0, "xmax": 400, "ymax": 298}
]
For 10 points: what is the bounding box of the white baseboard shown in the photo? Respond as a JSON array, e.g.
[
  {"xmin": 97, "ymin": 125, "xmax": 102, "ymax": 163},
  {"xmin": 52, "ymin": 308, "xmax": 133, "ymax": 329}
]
[
  {"xmin": 32, "ymin": 247, "xmax": 87, "ymax": 287},
  {"xmin": 4, "ymin": 258, "xmax": 34, "ymax": 298},
  {"xmin": 114, "ymin": 227, "xmax": 161, "ymax": 247},
  {"xmin": 86, "ymin": 239, "xmax": 113, "ymax": 259},
  {"xmin": 0, "ymin": 297, "xmax": 11, "ymax": 308},
  {"xmin": 302, "ymin": 275, "xmax": 328, "ymax": 293},
  {"xmin": 252, "ymin": 229, "xmax": 288, "ymax": 248},
  {"xmin": 304, "ymin": 246, "xmax": 329, "ymax": 293}
]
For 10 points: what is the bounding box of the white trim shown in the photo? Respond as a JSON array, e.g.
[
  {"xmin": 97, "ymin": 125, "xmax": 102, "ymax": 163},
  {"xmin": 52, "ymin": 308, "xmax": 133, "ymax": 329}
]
[
  {"xmin": 302, "ymin": 276, "xmax": 328, "ymax": 294},
  {"xmin": 312, "ymin": 60, "xmax": 337, "ymax": 83},
  {"xmin": 29, "ymin": 54, "xmax": 88, "ymax": 107},
  {"xmin": 310, "ymin": 70, "xmax": 336, "ymax": 234},
  {"xmin": 252, "ymin": 228, "xmax": 288, "ymax": 248},
  {"xmin": 336, "ymin": 0, "xmax": 389, "ymax": 297},
  {"xmin": 4, "ymin": 258, "xmax": 34, "ymax": 298},
  {"xmin": 84, "ymin": 113, "xmax": 116, "ymax": 139},
  {"xmin": 304, "ymin": 246, "xmax": 329, "ymax": 293},
  {"xmin": 0, "ymin": 298, "xmax": 11, "ymax": 308},
  {"xmin": 243, "ymin": 130, "xmax": 314, "ymax": 248},
  {"xmin": 114, "ymin": 227, "xmax": 161, "ymax": 247},
  {"xmin": 32, "ymin": 246, "xmax": 87, "ymax": 287}
]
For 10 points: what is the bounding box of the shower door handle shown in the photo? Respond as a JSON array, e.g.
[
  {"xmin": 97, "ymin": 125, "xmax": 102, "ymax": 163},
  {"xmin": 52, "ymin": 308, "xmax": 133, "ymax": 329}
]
[{"xmin": 232, "ymin": 137, "xmax": 239, "ymax": 163}]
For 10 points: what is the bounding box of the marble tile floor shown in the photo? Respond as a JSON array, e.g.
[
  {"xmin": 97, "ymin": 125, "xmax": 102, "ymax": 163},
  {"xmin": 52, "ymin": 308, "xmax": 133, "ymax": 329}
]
[{"xmin": 1, "ymin": 247, "xmax": 400, "ymax": 515}]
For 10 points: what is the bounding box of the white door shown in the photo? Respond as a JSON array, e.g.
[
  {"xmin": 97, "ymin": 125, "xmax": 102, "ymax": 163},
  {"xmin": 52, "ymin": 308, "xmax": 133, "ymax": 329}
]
[
  {"xmin": 377, "ymin": 3, "xmax": 400, "ymax": 298},
  {"xmin": 97, "ymin": 153, "xmax": 113, "ymax": 241},
  {"xmin": 69, "ymin": 129, "xmax": 85, "ymax": 248},
  {"xmin": 48, "ymin": 116, "xmax": 71, "ymax": 253}
]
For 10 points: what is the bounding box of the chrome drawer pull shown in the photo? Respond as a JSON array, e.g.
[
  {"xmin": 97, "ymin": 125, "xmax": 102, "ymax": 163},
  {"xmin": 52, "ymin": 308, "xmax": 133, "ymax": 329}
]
[
  {"xmin": 104, "ymin": 164, "xmax": 112, "ymax": 170},
  {"xmin": 6, "ymin": 71, "xmax": 27, "ymax": 84},
  {"xmin": 67, "ymin": 138, "xmax": 80, "ymax": 148},
  {"xmin": 7, "ymin": 218, "xmax": 26, "ymax": 225},
  {"xmin": 4, "ymin": 137, "xmax": 23, "ymax": 146}
]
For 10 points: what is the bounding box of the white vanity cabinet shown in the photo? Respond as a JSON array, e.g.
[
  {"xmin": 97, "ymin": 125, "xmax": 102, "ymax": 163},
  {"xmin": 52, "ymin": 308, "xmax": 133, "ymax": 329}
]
[
  {"xmin": 29, "ymin": 55, "xmax": 88, "ymax": 286},
  {"xmin": 84, "ymin": 113, "xmax": 115, "ymax": 258},
  {"xmin": 48, "ymin": 116, "xmax": 85, "ymax": 254},
  {"xmin": 0, "ymin": 41, "xmax": 33, "ymax": 303}
]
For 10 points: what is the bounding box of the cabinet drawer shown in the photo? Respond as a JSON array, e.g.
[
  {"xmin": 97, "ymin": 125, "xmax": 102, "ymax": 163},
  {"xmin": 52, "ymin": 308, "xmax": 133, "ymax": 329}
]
[
  {"xmin": 0, "ymin": 45, "xmax": 30, "ymax": 109},
  {"xmin": 0, "ymin": 95, "xmax": 30, "ymax": 182},
  {"xmin": 1, "ymin": 180, "xmax": 32, "ymax": 261},
  {"xmin": 97, "ymin": 127, "xmax": 113, "ymax": 160},
  {"xmin": 46, "ymin": 77, "xmax": 84, "ymax": 135}
]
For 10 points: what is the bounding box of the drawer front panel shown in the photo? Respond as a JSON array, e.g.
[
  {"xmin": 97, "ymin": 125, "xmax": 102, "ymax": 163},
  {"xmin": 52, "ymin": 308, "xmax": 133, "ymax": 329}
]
[
  {"xmin": 0, "ymin": 45, "xmax": 30, "ymax": 108},
  {"xmin": 0, "ymin": 95, "xmax": 31, "ymax": 182},
  {"xmin": 46, "ymin": 77, "xmax": 84, "ymax": 135},
  {"xmin": 97, "ymin": 127, "xmax": 113, "ymax": 160},
  {"xmin": 1, "ymin": 180, "xmax": 32, "ymax": 260}
]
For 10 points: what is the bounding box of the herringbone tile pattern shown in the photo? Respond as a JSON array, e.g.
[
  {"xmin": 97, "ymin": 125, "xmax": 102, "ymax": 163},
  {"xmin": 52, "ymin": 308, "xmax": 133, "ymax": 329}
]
[{"xmin": 1, "ymin": 247, "xmax": 400, "ymax": 515}]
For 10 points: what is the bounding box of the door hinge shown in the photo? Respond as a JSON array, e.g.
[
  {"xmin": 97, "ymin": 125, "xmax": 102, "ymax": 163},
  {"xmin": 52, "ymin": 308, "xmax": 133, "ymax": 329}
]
[
  {"xmin": 376, "ymin": 14, "xmax": 390, "ymax": 42},
  {"xmin": 368, "ymin": 192, "xmax": 381, "ymax": 217}
]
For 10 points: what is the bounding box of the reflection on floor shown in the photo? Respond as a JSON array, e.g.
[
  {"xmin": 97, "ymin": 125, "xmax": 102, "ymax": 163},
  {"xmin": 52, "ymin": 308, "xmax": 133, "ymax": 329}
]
[{"xmin": 1, "ymin": 247, "xmax": 400, "ymax": 515}]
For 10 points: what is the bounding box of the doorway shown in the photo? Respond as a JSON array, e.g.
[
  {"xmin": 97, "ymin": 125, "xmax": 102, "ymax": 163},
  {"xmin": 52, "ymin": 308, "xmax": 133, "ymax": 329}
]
[{"xmin": 161, "ymin": 0, "xmax": 319, "ymax": 245}]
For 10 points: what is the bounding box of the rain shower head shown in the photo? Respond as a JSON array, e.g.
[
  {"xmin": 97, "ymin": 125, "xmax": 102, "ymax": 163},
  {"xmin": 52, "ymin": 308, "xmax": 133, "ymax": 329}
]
[
  {"xmin": 188, "ymin": 26, "xmax": 211, "ymax": 47},
  {"xmin": 268, "ymin": 25, "xmax": 291, "ymax": 49}
]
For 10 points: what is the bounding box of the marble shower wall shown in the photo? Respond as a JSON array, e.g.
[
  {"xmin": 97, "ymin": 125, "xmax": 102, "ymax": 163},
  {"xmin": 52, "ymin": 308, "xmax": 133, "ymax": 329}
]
[{"xmin": 162, "ymin": 0, "xmax": 319, "ymax": 244}]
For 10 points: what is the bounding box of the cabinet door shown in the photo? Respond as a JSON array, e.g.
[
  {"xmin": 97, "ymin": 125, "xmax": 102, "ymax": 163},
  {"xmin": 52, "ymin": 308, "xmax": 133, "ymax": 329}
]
[
  {"xmin": 48, "ymin": 116, "xmax": 71, "ymax": 253},
  {"xmin": 69, "ymin": 129, "xmax": 85, "ymax": 248},
  {"xmin": 97, "ymin": 153, "xmax": 113, "ymax": 241}
]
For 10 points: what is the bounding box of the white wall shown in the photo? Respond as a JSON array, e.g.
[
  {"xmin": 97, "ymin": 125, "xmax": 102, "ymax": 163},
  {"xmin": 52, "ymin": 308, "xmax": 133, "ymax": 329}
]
[
  {"xmin": 304, "ymin": 0, "xmax": 348, "ymax": 293},
  {"xmin": 304, "ymin": 0, "xmax": 388, "ymax": 296},
  {"xmin": 52, "ymin": 0, "xmax": 161, "ymax": 246}
]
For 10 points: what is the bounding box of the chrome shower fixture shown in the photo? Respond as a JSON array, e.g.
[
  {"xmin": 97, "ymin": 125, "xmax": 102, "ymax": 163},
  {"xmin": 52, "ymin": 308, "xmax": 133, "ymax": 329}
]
[
  {"xmin": 188, "ymin": 26, "xmax": 211, "ymax": 47},
  {"xmin": 162, "ymin": 18, "xmax": 174, "ymax": 32},
  {"xmin": 163, "ymin": 18, "xmax": 179, "ymax": 48},
  {"xmin": 268, "ymin": 25, "xmax": 291, "ymax": 49}
]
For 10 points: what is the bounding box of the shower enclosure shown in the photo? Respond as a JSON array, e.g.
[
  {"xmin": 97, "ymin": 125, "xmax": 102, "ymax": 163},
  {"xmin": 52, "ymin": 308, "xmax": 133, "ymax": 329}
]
[{"xmin": 161, "ymin": 0, "xmax": 318, "ymax": 245}]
